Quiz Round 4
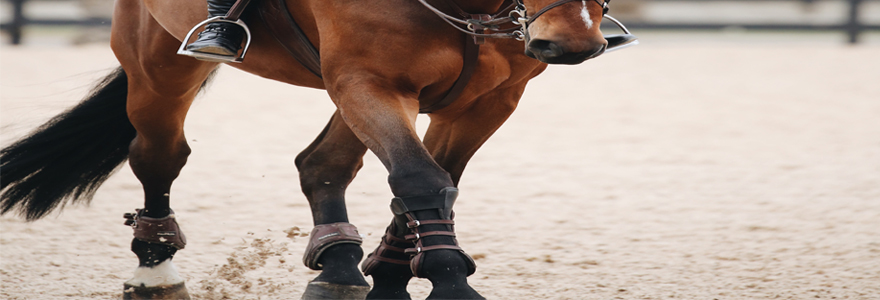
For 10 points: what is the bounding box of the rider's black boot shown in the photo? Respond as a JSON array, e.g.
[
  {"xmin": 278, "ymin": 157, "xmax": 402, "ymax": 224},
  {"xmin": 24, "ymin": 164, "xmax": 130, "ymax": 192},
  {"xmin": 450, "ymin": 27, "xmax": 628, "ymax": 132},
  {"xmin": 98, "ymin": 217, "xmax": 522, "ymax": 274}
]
[{"xmin": 184, "ymin": 0, "xmax": 245, "ymax": 57}]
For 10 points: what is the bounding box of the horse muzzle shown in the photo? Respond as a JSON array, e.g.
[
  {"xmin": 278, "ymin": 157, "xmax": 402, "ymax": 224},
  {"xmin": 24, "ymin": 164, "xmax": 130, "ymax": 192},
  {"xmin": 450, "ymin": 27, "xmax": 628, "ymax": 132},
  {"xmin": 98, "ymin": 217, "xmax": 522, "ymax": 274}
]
[
  {"xmin": 525, "ymin": 39, "xmax": 607, "ymax": 65},
  {"xmin": 522, "ymin": 14, "xmax": 639, "ymax": 65}
]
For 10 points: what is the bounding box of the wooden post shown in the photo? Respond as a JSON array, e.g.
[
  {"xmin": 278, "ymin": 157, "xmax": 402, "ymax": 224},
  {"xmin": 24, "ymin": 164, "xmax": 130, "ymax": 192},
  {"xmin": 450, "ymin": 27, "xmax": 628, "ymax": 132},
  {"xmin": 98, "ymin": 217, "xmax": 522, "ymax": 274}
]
[
  {"xmin": 846, "ymin": 0, "xmax": 863, "ymax": 44},
  {"xmin": 10, "ymin": 0, "xmax": 26, "ymax": 45}
]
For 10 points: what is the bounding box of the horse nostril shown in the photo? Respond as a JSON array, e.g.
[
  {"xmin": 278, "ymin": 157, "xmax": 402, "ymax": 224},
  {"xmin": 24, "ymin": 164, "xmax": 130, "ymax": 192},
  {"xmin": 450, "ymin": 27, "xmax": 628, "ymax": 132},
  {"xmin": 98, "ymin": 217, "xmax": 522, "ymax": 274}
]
[{"xmin": 528, "ymin": 40, "xmax": 564, "ymax": 58}]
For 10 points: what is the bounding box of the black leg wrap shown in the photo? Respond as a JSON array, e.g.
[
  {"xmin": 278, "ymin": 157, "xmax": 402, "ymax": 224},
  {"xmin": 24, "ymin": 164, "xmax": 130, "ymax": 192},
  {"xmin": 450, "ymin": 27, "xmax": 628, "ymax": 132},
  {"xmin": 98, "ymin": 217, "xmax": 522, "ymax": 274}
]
[{"xmin": 390, "ymin": 188, "xmax": 477, "ymax": 278}]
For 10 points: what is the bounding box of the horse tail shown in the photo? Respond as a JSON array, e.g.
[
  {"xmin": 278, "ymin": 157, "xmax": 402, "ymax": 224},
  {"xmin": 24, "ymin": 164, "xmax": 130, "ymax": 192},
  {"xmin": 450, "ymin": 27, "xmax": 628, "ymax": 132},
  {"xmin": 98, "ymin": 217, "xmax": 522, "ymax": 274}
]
[{"xmin": 1, "ymin": 67, "xmax": 136, "ymax": 221}]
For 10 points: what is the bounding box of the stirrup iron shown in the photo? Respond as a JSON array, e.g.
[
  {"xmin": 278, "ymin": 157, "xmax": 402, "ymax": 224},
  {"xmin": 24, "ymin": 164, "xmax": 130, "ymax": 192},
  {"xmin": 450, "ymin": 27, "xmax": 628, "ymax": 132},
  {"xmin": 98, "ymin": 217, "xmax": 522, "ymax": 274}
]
[{"xmin": 177, "ymin": 16, "xmax": 253, "ymax": 63}]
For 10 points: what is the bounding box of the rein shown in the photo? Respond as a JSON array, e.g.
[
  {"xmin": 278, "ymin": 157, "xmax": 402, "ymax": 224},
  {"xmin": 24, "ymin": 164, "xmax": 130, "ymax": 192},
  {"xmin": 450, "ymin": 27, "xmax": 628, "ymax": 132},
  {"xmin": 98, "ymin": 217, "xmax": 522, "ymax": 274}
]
[{"xmin": 417, "ymin": 0, "xmax": 522, "ymax": 40}]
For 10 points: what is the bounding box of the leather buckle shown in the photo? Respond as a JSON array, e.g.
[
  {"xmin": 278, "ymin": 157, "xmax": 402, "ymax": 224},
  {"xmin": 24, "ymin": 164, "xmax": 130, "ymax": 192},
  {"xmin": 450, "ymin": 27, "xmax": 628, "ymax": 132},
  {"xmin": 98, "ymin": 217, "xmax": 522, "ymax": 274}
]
[{"xmin": 407, "ymin": 220, "xmax": 421, "ymax": 228}]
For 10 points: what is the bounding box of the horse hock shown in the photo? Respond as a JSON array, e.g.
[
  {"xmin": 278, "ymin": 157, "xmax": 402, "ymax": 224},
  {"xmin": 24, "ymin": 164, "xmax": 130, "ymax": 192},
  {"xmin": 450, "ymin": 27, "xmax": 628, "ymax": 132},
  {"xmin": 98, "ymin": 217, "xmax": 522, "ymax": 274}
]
[{"xmin": 122, "ymin": 209, "xmax": 191, "ymax": 300}]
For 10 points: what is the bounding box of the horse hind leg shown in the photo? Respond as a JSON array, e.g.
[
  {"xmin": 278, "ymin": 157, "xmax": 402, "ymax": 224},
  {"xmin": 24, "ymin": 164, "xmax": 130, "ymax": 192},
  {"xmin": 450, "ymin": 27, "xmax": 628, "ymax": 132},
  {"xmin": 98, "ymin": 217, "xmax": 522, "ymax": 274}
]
[
  {"xmin": 295, "ymin": 111, "xmax": 372, "ymax": 299},
  {"xmin": 111, "ymin": 1, "xmax": 218, "ymax": 298}
]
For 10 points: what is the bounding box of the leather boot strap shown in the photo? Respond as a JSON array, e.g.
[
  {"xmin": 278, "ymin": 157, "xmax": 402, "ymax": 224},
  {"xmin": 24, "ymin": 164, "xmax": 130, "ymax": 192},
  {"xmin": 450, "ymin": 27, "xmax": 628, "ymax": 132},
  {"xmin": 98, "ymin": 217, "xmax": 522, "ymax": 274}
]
[
  {"xmin": 404, "ymin": 214, "xmax": 477, "ymax": 278},
  {"xmin": 123, "ymin": 209, "xmax": 187, "ymax": 250},
  {"xmin": 362, "ymin": 223, "xmax": 415, "ymax": 276},
  {"xmin": 389, "ymin": 188, "xmax": 477, "ymax": 278},
  {"xmin": 303, "ymin": 222, "xmax": 363, "ymax": 270}
]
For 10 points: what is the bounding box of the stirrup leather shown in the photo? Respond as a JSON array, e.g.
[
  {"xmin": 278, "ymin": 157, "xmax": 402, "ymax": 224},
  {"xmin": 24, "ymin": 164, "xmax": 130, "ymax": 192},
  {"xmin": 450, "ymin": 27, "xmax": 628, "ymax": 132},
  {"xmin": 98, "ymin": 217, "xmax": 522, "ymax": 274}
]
[{"xmin": 177, "ymin": 16, "xmax": 253, "ymax": 63}]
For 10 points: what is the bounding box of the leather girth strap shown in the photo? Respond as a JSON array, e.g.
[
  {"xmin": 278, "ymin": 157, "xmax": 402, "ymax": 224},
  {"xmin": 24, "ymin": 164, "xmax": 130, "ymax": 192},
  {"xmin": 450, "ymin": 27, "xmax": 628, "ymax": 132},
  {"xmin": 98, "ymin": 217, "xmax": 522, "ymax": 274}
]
[
  {"xmin": 257, "ymin": 0, "xmax": 482, "ymax": 113},
  {"xmin": 257, "ymin": 0, "xmax": 322, "ymax": 78}
]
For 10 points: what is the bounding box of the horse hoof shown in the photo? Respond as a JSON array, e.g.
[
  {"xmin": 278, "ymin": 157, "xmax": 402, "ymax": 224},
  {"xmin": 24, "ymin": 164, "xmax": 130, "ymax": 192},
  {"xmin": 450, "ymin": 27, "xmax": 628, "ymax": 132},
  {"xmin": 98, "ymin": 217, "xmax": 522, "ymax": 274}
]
[
  {"xmin": 123, "ymin": 282, "xmax": 191, "ymax": 300},
  {"xmin": 301, "ymin": 281, "xmax": 370, "ymax": 300}
]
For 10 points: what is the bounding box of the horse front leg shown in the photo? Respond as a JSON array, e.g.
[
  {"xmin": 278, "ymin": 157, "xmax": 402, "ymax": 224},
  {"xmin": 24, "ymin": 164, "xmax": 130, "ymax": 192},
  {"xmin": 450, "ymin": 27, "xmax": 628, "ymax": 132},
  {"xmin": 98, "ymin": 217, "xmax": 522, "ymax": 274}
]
[
  {"xmin": 112, "ymin": 2, "xmax": 217, "ymax": 298},
  {"xmin": 327, "ymin": 74, "xmax": 483, "ymax": 299},
  {"xmin": 295, "ymin": 111, "xmax": 372, "ymax": 299},
  {"xmin": 423, "ymin": 85, "xmax": 524, "ymax": 186}
]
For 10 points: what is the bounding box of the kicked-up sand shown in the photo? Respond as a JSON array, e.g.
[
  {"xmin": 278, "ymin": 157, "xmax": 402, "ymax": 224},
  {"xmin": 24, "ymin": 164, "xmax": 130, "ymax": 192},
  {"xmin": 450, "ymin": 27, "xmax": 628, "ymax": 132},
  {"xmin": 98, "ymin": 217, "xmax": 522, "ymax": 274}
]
[{"xmin": 1, "ymin": 40, "xmax": 879, "ymax": 299}]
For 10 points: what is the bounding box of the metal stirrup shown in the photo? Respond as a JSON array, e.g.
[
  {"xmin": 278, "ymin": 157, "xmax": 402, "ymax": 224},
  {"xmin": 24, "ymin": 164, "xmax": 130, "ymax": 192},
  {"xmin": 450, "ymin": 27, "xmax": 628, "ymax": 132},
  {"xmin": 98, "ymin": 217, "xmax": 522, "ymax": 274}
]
[{"xmin": 177, "ymin": 16, "xmax": 253, "ymax": 63}]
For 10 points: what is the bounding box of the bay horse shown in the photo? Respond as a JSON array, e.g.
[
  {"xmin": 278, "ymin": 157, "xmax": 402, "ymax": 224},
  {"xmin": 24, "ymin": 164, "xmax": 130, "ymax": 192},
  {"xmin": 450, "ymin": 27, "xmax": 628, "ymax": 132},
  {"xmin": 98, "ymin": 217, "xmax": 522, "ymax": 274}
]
[{"xmin": 0, "ymin": 0, "xmax": 635, "ymax": 298}]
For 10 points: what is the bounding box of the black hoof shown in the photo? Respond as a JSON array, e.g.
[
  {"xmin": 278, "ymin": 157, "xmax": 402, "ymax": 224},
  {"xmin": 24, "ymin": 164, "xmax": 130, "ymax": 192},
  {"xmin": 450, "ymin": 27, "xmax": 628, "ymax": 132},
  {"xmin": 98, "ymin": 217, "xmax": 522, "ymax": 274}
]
[
  {"xmin": 302, "ymin": 281, "xmax": 371, "ymax": 300},
  {"xmin": 123, "ymin": 282, "xmax": 190, "ymax": 300}
]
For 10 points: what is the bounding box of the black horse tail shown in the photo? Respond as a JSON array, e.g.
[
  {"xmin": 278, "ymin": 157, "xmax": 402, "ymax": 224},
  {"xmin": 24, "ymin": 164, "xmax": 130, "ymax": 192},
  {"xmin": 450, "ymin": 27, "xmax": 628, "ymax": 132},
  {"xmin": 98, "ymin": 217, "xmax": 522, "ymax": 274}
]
[{"xmin": 1, "ymin": 67, "xmax": 136, "ymax": 221}]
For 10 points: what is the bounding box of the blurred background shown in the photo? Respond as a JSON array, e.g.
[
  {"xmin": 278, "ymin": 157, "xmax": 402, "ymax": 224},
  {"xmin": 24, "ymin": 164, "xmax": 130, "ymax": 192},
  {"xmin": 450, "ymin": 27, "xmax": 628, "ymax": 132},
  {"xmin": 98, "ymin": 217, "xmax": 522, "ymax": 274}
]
[
  {"xmin": 1, "ymin": 0, "xmax": 879, "ymax": 46},
  {"xmin": 2, "ymin": 2, "xmax": 879, "ymax": 299}
]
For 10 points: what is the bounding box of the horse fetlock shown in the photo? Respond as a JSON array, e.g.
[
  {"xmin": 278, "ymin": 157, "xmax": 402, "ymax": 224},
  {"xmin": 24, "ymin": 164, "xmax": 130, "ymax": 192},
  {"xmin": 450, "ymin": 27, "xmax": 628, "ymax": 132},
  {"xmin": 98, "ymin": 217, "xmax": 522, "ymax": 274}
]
[
  {"xmin": 125, "ymin": 209, "xmax": 187, "ymax": 250},
  {"xmin": 312, "ymin": 244, "xmax": 370, "ymax": 287},
  {"xmin": 387, "ymin": 188, "xmax": 478, "ymax": 278},
  {"xmin": 416, "ymin": 249, "xmax": 477, "ymax": 278},
  {"xmin": 425, "ymin": 278, "xmax": 484, "ymax": 300},
  {"xmin": 365, "ymin": 270, "xmax": 413, "ymax": 300},
  {"xmin": 303, "ymin": 223, "xmax": 363, "ymax": 270},
  {"xmin": 421, "ymin": 253, "xmax": 483, "ymax": 299},
  {"xmin": 419, "ymin": 252, "xmax": 483, "ymax": 299},
  {"xmin": 302, "ymin": 237, "xmax": 370, "ymax": 299},
  {"xmin": 131, "ymin": 239, "xmax": 178, "ymax": 267}
]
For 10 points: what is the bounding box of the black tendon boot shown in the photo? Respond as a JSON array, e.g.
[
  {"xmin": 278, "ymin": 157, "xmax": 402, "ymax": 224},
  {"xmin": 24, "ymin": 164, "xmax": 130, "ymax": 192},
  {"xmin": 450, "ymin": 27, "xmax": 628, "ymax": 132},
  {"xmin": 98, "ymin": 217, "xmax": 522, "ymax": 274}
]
[{"xmin": 184, "ymin": 0, "xmax": 245, "ymax": 59}]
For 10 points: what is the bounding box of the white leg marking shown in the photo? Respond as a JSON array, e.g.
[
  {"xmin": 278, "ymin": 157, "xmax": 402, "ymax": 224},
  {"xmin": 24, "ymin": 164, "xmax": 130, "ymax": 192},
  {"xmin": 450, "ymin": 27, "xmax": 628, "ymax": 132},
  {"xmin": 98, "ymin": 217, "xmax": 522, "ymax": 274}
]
[
  {"xmin": 125, "ymin": 260, "xmax": 184, "ymax": 287},
  {"xmin": 580, "ymin": 0, "xmax": 594, "ymax": 29}
]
